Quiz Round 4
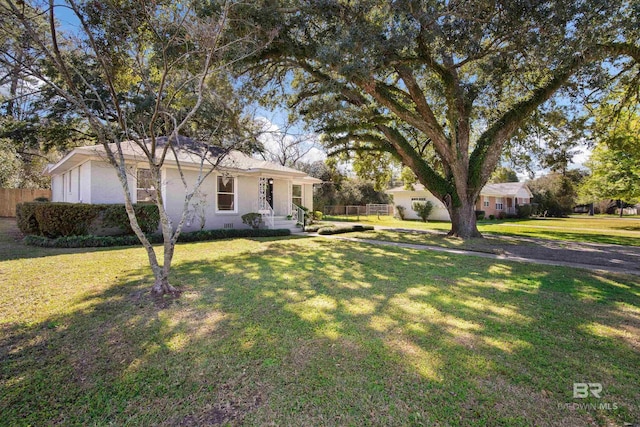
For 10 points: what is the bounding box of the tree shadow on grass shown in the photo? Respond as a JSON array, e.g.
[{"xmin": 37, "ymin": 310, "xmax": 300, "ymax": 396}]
[{"xmin": 1, "ymin": 237, "xmax": 638, "ymax": 426}]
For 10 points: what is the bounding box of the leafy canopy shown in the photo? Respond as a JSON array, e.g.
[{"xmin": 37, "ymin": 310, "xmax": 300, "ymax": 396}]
[{"xmin": 245, "ymin": 0, "xmax": 639, "ymax": 237}]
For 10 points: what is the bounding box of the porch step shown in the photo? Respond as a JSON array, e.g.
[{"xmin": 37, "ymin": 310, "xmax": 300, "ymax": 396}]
[{"xmin": 270, "ymin": 216, "xmax": 301, "ymax": 232}]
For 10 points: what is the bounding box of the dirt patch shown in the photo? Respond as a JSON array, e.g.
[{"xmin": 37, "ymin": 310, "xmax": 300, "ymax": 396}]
[
  {"xmin": 177, "ymin": 394, "xmax": 264, "ymax": 426},
  {"xmin": 129, "ymin": 288, "xmax": 183, "ymax": 309}
]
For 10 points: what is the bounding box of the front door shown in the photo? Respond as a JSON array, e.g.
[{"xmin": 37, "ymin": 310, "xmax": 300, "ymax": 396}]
[{"xmin": 266, "ymin": 178, "xmax": 274, "ymax": 208}]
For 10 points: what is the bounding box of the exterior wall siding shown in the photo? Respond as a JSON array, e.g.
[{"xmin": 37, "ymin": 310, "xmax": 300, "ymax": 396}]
[
  {"xmin": 302, "ymin": 183, "xmax": 314, "ymax": 212},
  {"xmin": 51, "ymin": 175, "xmax": 63, "ymax": 202},
  {"xmin": 163, "ymin": 169, "xmax": 290, "ymax": 232},
  {"xmin": 90, "ymin": 162, "xmax": 133, "ymax": 204},
  {"xmin": 80, "ymin": 162, "xmax": 92, "ymax": 203}
]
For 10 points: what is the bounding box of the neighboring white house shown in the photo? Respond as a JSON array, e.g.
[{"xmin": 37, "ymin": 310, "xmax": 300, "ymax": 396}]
[
  {"xmin": 386, "ymin": 182, "xmax": 533, "ymax": 221},
  {"xmin": 44, "ymin": 137, "xmax": 321, "ymax": 232},
  {"xmin": 385, "ymin": 184, "xmax": 451, "ymax": 221}
]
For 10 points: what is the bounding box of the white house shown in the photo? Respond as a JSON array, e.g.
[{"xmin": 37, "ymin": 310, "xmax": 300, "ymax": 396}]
[
  {"xmin": 386, "ymin": 182, "xmax": 533, "ymax": 221},
  {"xmin": 44, "ymin": 137, "xmax": 321, "ymax": 232},
  {"xmin": 385, "ymin": 184, "xmax": 451, "ymax": 221}
]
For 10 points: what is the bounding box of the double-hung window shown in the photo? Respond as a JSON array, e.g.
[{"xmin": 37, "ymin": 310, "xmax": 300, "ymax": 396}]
[
  {"xmin": 217, "ymin": 175, "xmax": 235, "ymax": 211},
  {"xmin": 292, "ymin": 184, "xmax": 303, "ymax": 207},
  {"xmin": 495, "ymin": 197, "xmax": 504, "ymax": 210},
  {"xmin": 137, "ymin": 168, "xmax": 156, "ymax": 204}
]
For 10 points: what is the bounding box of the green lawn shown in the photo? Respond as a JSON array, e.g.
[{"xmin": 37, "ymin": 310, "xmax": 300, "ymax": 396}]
[
  {"xmin": 323, "ymin": 215, "xmax": 640, "ymax": 246},
  {"xmin": 1, "ymin": 218, "xmax": 639, "ymax": 426}
]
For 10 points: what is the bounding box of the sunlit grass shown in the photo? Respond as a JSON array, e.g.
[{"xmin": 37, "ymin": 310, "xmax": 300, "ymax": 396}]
[
  {"xmin": 323, "ymin": 215, "xmax": 640, "ymax": 246},
  {"xmin": 1, "ymin": 218, "xmax": 639, "ymax": 425}
]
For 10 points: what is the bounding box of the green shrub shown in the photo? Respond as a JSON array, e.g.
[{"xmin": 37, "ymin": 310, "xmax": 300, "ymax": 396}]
[
  {"xmin": 498, "ymin": 211, "xmax": 507, "ymax": 220},
  {"xmin": 413, "ymin": 201, "xmax": 433, "ymax": 222},
  {"xmin": 475, "ymin": 210, "xmax": 485, "ymax": 220},
  {"xmin": 313, "ymin": 211, "xmax": 323, "ymax": 220},
  {"xmin": 103, "ymin": 204, "xmax": 160, "ymax": 234},
  {"xmin": 176, "ymin": 228, "xmax": 289, "ymax": 242},
  {"xmin": 34, "ymin": 196, "xmax": 49, "ymax": 202},
  {"xmin": 34, "ymin": 203, "xmax": 103, "ymax": 238},
  {"xmin": 396, "ymin": 205, "xmax": 406, "ymax": 220},
  {"xmin": 516, "ymin": 204, "xmax": 533, "ymax": 218},
  {"xmin": 17, "ymin": 202, "xmax": 160, "ymax": 237},
  {"xmin": 489, "ymin": 214, "xmax": 495, "ymax": 220},
  {"xmin": 15, "ymin": 202, "xmax": 39, "ymax": 235},
  {"xmin": 24, "ymin": 234, "xmax": 152, "ymax": 248},
  {"xmin": 317, "ymin": 225, "xmax": 374, "ymax": 235},
  {"xmin": 241, "ymin": 212, "xmax": 262, "ymax": 229},
  {"xmin": 24, "ymin": 228, "xmax": 291, "ymax": 248}
]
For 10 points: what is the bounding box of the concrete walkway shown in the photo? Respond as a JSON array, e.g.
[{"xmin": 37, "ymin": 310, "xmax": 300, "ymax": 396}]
[{"xmin": 319, "ymin": 234, "xmax": 640, "ymax": 277}]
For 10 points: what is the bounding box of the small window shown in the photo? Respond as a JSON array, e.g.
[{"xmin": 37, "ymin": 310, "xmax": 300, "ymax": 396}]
[
  {"xmin": 292, "ymin": 184, "xmax": 302, "ymax": 207},
  {"xmin": 217, "ymin": 175, "xmax": 235, "ymax": 211},
  {"xmin": 137, "ymin": 168, "xmax": 157, "ymax": 204},
  {"xmin": 495, "ymin": 197, "xmax": 504, "ymax": 210},
  {"xmin": 411, "ymin": 197, "xmax": 427, "ymax": 210},
  {"xmin": 483, "ymin": 197, "xmax": 490, "ymax": 207}
]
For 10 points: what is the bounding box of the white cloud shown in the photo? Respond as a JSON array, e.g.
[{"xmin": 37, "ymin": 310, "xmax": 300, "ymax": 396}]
[{"xmin": 569, "ymin": 143, "xmax": 592, "ymax": 169}]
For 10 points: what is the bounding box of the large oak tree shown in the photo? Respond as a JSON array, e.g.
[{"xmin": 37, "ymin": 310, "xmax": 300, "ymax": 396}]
[{"xmin": 246, "ymin": 0, "xmax": 639, "ymax": 237}]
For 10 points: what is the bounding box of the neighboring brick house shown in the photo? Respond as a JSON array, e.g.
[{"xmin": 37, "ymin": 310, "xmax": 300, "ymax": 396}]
[
  {"xmin": 475, "ymin": 182, "xmax": 533, "ymax": 217},
  {"xmin": 386, "ymin": 182, "xmax": 533, "ymax": 221}
]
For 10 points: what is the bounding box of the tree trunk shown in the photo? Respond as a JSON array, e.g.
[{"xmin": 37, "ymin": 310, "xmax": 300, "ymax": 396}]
[
  {"xmin": 448, "ymin": 200, "xmax": 482, "ymax": 238},
  {"xmin": 151, "ymin": 272, "xmax": 177, "ymax": 296}
]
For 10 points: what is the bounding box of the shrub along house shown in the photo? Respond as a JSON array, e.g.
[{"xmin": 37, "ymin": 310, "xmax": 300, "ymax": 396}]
[
  {"xmin": 387, "ymin": 182, "xmax": 532, "ymax": 221},
  {"xmin": 44, "ymin": 137, "xmax": 321, "ymax": 232}
]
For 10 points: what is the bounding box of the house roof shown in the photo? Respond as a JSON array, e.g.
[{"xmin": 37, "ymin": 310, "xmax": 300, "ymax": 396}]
[
  {"xmin": 480, "ymin": 182, "xmax": 532, "ymax": 197},
  {"xmin": 386, "ymin": 182, "xmax": 531, "ymax": 197},
  {"xmin": 44, "ymin": 136, "xmax": 321, "ymax": 183}
]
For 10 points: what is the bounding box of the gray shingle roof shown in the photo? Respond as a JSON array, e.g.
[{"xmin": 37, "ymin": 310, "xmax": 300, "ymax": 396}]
[{"xmin": 46, "ymin": 136, "xmax": 317, "ymax": 180}]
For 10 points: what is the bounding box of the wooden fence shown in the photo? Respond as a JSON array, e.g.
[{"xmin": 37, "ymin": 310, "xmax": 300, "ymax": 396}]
[
  {"xmin": 0, "ymin": 188, "xmax": 51, "ymax": 217},
  {"xmin": 323, "ymin": 204, "xmax": 394, "ymax": 217}
]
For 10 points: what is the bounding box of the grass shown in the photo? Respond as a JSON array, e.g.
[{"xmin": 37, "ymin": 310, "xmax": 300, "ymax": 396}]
[
  {"xmin": 1, "ymin": 217, "xmax": 639, "ymax": 426},
  {"xmin": 323, "ymin": 215, "xmax": 640, "ymax": 246}
]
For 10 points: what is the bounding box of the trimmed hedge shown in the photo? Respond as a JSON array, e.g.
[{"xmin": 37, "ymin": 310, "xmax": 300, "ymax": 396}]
[
  {"xmin": 103, "ymin": 204, "xmax": 160, "ymax": 234},
  {"xmin": 16, "ymin": 202, "xmax": 160, "ymax": 237},
  {"xmin": 16, "ymin": 202, "xmax": 40, "ymax": 235},
  {"xmin": 24, "ymin": 228, "xmax": 291, "ymax": 248},
  {"xmin": 176, "ymin": 228, "xmax": 289, "ymax": 243},
  {"xmin": 316, "ymin": 225, "xmax": 374, "ymax": 235},
  {"xmin": 24, "ymin": 234, "xmax": 151, "ymax": 248},
  {"xmin": 34, "ymin": 203, "xmax": 103, "ymax": 238}
]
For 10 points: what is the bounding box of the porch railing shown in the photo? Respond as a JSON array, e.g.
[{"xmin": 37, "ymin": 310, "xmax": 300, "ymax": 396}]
[
  {"xmin": 292, "ymin": 203, "xmax": 306, "ymax": 231},
  {"xmin": 260, "ymin": 205, "xmax": 274, "ymax": 229},
  {"xmin": 255, "ymin": 201, "xmax": 274, "ymax": 229}
]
